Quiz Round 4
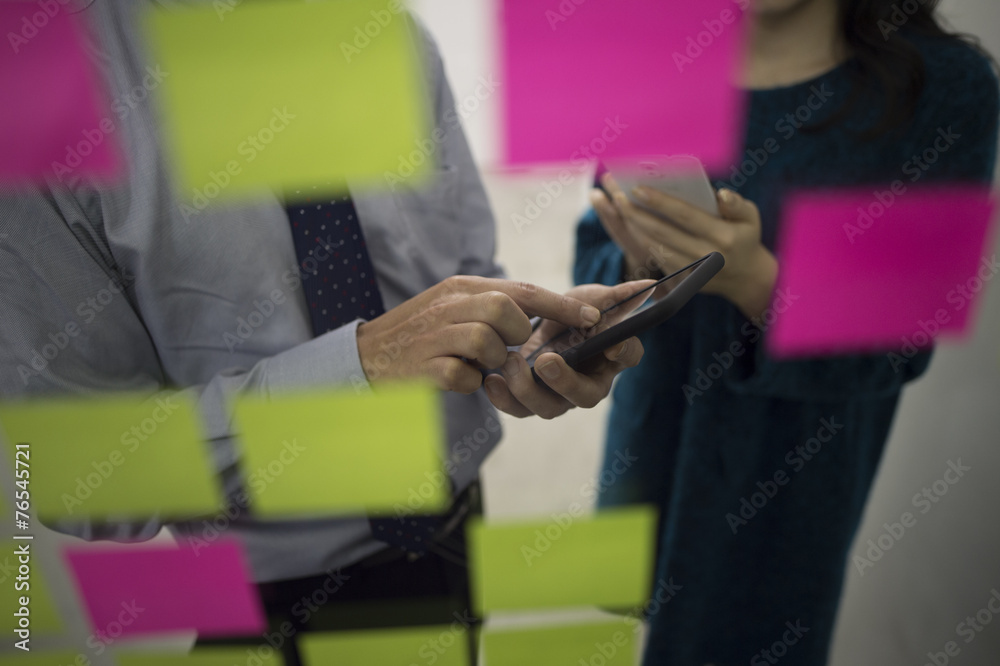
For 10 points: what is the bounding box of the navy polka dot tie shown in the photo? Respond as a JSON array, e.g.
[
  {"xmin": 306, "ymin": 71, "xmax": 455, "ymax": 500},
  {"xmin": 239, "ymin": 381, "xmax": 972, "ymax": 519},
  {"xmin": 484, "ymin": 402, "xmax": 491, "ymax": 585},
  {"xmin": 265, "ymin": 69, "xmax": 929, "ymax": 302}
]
[
  {"xmin": 286, "ymin": 192, "xmax": 383, "ymax": 332},
  {"xmin": 285, "ymin": 192, "xmax": 452, "ymax": 556}
]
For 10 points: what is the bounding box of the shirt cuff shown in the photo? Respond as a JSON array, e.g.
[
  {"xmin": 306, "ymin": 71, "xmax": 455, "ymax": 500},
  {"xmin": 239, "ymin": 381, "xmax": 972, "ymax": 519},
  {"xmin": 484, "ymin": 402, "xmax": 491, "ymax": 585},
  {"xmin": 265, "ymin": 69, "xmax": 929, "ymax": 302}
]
[{"xmin": 261, "ymin": 318, "xmax": 372, "ymax": 396}]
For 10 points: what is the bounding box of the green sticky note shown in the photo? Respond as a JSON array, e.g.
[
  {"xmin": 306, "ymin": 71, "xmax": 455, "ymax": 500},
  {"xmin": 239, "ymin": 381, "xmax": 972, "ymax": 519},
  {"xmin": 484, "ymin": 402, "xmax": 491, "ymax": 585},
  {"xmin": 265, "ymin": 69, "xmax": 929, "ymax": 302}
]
[
  {"xmin": 144, "ymin": 0, "xmax": 431, "ymax": 200},
  {"xmin": 483, "ymin": 620, "xmax": 637, "ymax": 666},
  {"xmin": 300, "ymin": 626, "xmax": 468, "ymax": 666},
  {"xmin": 4, "ymin": 652, "xmax": 82, "ymax": 666},
  {"xmin": 0, "ymin": 394, "xmax": 222, "ymax": 520},
  {"xmin": 0, "ymin": 558, "xmax": 62, "ymax": 636},
  {"xmin": 232, "ymin": 383, "xmax": 447, "ymax": 517},
  {"xmin": 116, "ymin": 647, "xmax": 283, "ymax": 665},
  {"xmin": 468, "ymin": 506, "xmax": 657, "ymax": 613}
]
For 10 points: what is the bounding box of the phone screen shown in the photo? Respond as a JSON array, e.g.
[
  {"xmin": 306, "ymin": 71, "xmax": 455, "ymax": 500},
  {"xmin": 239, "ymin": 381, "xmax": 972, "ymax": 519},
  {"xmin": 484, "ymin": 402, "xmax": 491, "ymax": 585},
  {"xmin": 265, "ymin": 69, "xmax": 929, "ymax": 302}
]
[{"xmin": 523, "ymin": 255, "xmax": 711, "ymax": 365}]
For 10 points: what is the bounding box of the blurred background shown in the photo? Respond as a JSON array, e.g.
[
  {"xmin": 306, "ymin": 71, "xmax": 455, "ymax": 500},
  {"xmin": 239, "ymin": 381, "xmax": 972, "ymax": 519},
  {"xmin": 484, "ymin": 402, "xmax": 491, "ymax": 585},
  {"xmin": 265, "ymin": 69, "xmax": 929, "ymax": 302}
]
[{"xmin": 404, "ymin": 0, "xmax": 1000, "ymax": 663}]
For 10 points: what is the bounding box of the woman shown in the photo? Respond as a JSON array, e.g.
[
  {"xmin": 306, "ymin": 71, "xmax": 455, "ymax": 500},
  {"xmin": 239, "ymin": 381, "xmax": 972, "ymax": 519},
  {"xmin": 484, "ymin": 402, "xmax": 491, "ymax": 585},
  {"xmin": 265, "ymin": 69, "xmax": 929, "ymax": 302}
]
[{"xmin": 575, "ymin": 0, "xmax": 998, "ymax": 664}]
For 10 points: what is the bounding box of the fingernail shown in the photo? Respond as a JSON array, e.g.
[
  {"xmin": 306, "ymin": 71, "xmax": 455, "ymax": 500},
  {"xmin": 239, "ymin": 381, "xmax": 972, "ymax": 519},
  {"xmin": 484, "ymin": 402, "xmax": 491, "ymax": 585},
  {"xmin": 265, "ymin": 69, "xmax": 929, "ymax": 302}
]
[
  {"xmin": 581, "ymin": 305, "xmax": 601, "ymax": 326},
  {"xmin": 718, "ymin": 188, "xmax": 734, "ymax": 204},
  {"xmin": 504, "ymin": 354, "xmax": 520, "ymax": 378},
  {"xmin": 632, "ymin": 186, "xmax": 650, "ymax": 202},
  {"xmin": 483, "ymin": 380, "xmax": 499, "ymax": 397},
  {"xmin": 538, "ymin": 361, "xmax": 561, "ymax": 380},
  {"xmin": 613, "ymin": 340, "xmax": 629, "ymax": 360}
]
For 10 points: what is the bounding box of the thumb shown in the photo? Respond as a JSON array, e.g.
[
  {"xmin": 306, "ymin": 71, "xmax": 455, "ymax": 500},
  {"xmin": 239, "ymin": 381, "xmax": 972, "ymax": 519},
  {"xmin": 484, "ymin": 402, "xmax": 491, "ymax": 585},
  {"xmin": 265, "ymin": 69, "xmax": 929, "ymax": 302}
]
[{"xmin": 716, "ymin": 188, "xmax": 758, "ymax": 223}]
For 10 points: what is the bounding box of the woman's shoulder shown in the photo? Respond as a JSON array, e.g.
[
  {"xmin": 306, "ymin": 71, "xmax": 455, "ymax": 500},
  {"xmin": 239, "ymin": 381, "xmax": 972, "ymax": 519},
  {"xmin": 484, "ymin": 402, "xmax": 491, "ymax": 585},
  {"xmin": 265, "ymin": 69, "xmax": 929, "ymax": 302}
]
[
  {"xmin": 906, "ymin": 31, "xmax": 998, "ymax": 104},
  {"xmin": 895, "ymin": 31, "xmax": 999, "ymax": 160}
]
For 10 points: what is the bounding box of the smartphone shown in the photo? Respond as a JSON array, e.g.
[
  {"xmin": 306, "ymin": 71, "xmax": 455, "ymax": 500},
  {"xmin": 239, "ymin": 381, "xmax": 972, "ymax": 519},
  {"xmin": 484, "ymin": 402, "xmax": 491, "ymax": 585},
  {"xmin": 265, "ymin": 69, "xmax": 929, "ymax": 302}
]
[
  {"xmin": 525, "ymin": 251, "xmax": 725, "ymax": 382},
  {"xmin": 608, "ymin": 154, "xmax": 720, "ymax": 217}
]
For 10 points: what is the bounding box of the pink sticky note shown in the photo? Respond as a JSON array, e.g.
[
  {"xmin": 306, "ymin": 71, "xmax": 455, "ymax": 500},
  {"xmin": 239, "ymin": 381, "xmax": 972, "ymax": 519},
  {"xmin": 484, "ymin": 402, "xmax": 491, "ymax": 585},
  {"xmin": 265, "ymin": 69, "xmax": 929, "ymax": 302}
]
[
  {"xmin": 0, "ymin": 3, "xmax": 121, "ymax": 183},
  {"xmin": 769, "ymin": 186, "xmax": 997, "ymax": 357},
  {"xmin": 65, "ymin": 540, "xmax": 266, "ymax": 638},
  {"xmin": 499, "ymin": 0, "xmax": 748, "ymax": 171}
]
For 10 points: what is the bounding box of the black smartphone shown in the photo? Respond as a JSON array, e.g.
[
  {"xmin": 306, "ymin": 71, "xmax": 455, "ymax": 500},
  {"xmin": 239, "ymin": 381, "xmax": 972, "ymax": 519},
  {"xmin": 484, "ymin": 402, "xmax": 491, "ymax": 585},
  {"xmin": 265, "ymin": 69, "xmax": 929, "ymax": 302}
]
[{"xmin": 525, "ymin": 252, "xmax": 725, "ymax": 382}]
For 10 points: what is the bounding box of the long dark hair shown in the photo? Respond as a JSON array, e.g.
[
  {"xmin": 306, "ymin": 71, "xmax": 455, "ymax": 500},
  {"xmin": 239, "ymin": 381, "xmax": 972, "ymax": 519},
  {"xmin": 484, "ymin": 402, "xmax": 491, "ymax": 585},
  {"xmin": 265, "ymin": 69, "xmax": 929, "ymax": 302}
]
[{"xmin": 831, "ymin": 0, "xmax": 994, "ymax": 137}]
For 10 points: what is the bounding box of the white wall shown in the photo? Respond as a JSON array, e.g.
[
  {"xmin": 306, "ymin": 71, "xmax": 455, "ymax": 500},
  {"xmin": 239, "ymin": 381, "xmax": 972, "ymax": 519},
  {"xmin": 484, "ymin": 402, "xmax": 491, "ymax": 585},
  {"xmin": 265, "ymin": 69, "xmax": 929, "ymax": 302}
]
[
  {"xmin": 410, "ymin": 1, "xmax": 1000, "ymax": 664},
  {"xmin": 409, "ymin": 0, "xmax": 500, "ymax": 167},
  {"xmin": 830, "ymin": 4, "xmax": 1000, "ymax": 665}
]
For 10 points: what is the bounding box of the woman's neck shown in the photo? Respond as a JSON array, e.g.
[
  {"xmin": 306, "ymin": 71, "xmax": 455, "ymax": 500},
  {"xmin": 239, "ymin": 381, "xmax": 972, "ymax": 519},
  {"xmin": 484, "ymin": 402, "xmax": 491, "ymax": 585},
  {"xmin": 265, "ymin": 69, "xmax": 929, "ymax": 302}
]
[{"xmin": 744, "ymin": 0, "xmax": 847, "ymax": 90}]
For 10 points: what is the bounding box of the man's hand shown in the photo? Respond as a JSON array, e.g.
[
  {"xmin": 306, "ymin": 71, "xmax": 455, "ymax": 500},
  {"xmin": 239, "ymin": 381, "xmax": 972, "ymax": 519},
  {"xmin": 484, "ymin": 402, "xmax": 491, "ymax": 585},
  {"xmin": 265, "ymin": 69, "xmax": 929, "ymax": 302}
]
[
  {"xmin": 481, "ymin": 282, "xmax": 648, "ymax": 420},
  {"xmin": 356, "ymin": 275, "xmax": 602, "ymax": 394}
]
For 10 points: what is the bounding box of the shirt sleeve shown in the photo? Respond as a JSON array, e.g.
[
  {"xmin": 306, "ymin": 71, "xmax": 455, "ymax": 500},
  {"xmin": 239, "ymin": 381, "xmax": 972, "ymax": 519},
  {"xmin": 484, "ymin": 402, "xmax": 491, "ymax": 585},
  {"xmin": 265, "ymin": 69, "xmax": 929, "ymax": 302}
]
[
  {"xmin": 0, "ymin": 186, "xmax": 373, "ymax": 541},
  {"xmin": 573, "ymin": 207, "xmax": 626, "ymax": 287},
  {"xmin": 46, "ymin": 329, "xmax": 368, "ymax": 541},
  {"xmin": 417, "ymin": 18, "xmax": 505, "ymax": 281}
]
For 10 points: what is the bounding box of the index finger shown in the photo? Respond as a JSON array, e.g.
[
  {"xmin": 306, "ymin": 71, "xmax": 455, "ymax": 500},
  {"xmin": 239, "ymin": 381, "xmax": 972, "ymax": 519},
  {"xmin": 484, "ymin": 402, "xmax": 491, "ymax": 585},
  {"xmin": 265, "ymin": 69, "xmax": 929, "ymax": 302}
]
[
  {"xmin": 630, "ymin": 185, "xmax": 725, "ymax": 237},
  {"xmin": 520, "ymin": 280, "xmax": 657, "ymax": 360},
  {"xmin": 476, "ymin": 279, "xmax": 602, "ymax": 330}
]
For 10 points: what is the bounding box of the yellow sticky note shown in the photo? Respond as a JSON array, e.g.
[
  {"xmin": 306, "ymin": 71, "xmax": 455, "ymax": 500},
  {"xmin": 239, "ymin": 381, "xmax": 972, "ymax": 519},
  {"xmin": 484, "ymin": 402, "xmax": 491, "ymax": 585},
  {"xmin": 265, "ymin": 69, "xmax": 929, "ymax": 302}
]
[
  {"xmin": 483, "ymin": 620, "xmax": 637, "ymax": 666},
  {"xmin": 468, "ymin": 506, "xmax": 657, "ymax": 613},
  {"xmin": 116, "ymin": 647, "xmax": 283, "ymax": 665},
  {"xmin": 232, "ymin": 383, "xmax": 447, "ymax": 517},
  {"xmin": 2, "ymin": 652, "xmax": 81, "ymax": 665},
  {"xmin": 0, "ymin": 559, "xmax": 62, "ymax": 636},
  {"xmin": 144, "ymin": 0, "xmax": 431, "ymax": 200},
  {"xmin": 0, "ymin": 394, "xmax": 222, "ymax": 520},
  {"xmin": 300, "ymin": 626, "xmax": 468, "ymax": 666}
]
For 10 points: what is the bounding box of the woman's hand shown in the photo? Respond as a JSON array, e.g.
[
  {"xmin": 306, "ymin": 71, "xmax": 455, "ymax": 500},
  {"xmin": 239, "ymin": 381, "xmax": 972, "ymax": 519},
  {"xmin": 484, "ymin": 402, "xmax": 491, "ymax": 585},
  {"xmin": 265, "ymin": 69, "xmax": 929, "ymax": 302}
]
[{"xmin": 590, "ymin": 173, "xmax": 779, "ymax": 320}]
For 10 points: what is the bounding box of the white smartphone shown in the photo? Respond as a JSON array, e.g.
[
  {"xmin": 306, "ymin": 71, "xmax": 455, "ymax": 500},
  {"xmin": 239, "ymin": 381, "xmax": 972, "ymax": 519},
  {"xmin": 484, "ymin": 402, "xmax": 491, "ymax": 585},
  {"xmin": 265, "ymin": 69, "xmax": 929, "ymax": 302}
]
[{"xmin": 608, "ymin": 154, "xmax": 720, "ymax": 217}]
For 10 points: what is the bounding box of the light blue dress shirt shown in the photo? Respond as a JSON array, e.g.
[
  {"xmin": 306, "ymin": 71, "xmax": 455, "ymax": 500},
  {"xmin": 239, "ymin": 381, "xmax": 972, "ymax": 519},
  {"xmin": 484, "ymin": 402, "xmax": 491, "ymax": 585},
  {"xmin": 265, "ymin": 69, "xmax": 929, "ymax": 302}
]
[{"xmin": 0, "ymin": 0, "xmax": 503, "ymax": 582}]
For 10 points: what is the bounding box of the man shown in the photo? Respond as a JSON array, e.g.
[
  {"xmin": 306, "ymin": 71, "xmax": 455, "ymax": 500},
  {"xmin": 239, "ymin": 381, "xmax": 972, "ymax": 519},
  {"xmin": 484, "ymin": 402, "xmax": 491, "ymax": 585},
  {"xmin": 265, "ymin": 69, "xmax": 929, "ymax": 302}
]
[{"xmin": 0, "ymin": 1, "xmax": 644, "ymax": 663}]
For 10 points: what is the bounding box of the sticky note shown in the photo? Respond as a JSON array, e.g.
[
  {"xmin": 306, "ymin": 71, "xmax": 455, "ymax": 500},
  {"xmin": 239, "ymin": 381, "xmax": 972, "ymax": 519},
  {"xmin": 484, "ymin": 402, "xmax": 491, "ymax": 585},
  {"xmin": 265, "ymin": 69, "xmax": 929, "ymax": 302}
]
[
  {"xmin": 483, "ymin": 620, "xmax": 637, "ymax": 666},
  {"xmin": 300, "ymin": 626, "xmax": 468, "ymax": 666},
  {"xmin": 144, "ymin": 0, "xmax": 431, "ymax": 200},
  {"xmin": 65, "ymin": 540, "xmax": 266, "ymax": 638},
  {"xmin": 468, "ymin": 506, "xmax": 656, "ymax": 613},
  {"xmin": 0, "ymin": 394, "xmax": 222, "ymax": 520},
  {"xmin": 500, "ymin": 0, "xmax": 747, "ymax": 171},
  {"xmin": 232, "ymin": 384, "xmax": 447, "ymax": 517},
  {"xmin": 0, "ymin": 3, "xmax": 121, "ymax": 184},
  {"xmin": 4, "ymin": 652, "xmax": 82, "ymax": 666},
  {"xmin": 116, "ymin": 647, "xmax": 283, "ymax": 665},
  {"xmin": 769, "ymin": 186, "xmax": 997, "ymax": 357},
  {"xmin": 0, "ymin": 559, "xmax": 62, "ymax": 636}
]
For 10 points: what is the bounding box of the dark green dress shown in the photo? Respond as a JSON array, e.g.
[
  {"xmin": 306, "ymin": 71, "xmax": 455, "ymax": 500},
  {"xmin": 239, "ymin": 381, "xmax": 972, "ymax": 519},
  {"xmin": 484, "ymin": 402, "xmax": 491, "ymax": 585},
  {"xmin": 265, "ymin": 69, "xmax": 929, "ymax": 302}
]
[{"xmin": 574, "ymin": 35, "xmax": 998, "ymax": 665}]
